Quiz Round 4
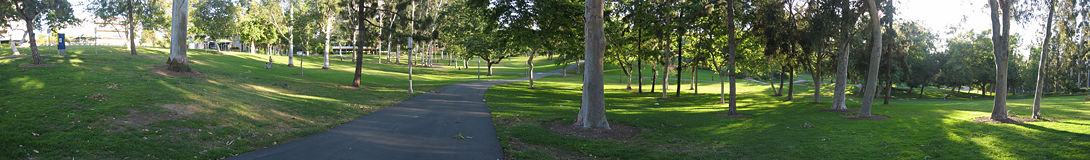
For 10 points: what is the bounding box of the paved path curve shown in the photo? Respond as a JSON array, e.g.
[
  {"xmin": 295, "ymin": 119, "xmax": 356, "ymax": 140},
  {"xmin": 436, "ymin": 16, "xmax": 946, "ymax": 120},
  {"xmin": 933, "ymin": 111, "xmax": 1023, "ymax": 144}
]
[{"xmin": 229, "ymin": 64, "xmax": 578, "ymax": 160}]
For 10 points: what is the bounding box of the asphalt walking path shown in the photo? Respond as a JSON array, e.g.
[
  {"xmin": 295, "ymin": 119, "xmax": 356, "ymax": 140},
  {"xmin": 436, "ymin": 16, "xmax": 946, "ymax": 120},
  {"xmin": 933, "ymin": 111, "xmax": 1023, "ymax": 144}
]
[{"xmin": 229, "ymin": 63, "xmax": 580, "ymax": 160}]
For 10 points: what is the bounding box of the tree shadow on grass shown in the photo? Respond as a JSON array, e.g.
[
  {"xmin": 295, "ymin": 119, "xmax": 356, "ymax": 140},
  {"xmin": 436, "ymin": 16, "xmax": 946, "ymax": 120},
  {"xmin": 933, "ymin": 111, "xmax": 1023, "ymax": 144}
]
[{"xmin": 0, "ymin": 47, "xmax": 518, "ymax": 159}]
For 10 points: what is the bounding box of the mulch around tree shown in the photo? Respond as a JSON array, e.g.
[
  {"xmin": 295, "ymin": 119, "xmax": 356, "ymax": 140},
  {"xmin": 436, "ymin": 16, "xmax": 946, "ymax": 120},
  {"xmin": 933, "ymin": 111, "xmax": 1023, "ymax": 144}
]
[
  {"xmin": 818, "ymin": 109, "xmax": 858, "ymax": 113},
  {"xmin": 714, "ymin": 113, "xmax": 754, "ymax": 118},
  {"xmin": 151, "ymin": 65, "xmax": 206, "ymax": 77},
  {"xmin": 337, "ymin": 85, "xmax": 374, "ymax": 91},
  {"xmin": 543, "ymin": 119, "xmax": 639, "ymax": 141},
  {"xmin": 840, "ymin": 114, "xmax": 890, "ymax": 120},
  {"xmin": 972, "ymin": 116, "xmax": 1056, "ymax": 123}
]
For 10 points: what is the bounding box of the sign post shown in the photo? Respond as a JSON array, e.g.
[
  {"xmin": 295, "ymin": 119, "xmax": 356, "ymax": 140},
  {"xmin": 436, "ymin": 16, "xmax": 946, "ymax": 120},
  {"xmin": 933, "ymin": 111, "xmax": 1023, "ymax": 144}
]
[{"xmin": 57, "ymin": 33, "xmax": 66, "ymax": 55}]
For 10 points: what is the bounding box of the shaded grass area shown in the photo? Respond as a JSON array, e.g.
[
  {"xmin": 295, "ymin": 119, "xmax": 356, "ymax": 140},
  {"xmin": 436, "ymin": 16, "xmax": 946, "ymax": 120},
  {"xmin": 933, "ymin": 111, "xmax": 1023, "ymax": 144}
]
[
  {"xmin": 486, "ymin": 75, "xmax": 1090, "ymax": 159},
  {"xmin": 0, "ymin": 46, "xmax": 520, "ymax": 159}
]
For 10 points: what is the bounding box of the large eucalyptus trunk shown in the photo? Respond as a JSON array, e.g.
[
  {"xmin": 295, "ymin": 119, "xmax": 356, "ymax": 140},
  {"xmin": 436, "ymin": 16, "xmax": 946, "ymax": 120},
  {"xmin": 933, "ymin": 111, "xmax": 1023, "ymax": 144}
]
[
  {"xmin": 322, "ymin": 17, "xmax": 332, "ymax": 69},
  {"xmin": 662, "ymin": 52, "xmax": 670, "ymax": 99},
  {"xmin": 167, "ymin": 0, "xmax": 191, "ymax": 72},
  {"xmin": 250, "ymin": 40, "xmax": 255, "ymax": 55},
  {"xmin": 1031, "ymin": 0, "xmax": 1054, "ymax": 119},
  {"xmin": 989, "ymin": 0, "xmax": 1011, "ymax": 120},
  {"xmin": 574, "ymin": 0, "xmax": 609, "ymax": 129},
  {"xmin": 831, "ymin": 36, "xmax": 851, "ymax": 110},
  {"xmin": 287, "ymin": 2, "xmax": 295, "ymax": 67},
  {"xmin": 859, "ymin": 0, "xmax": 883, "ymax": 117}
]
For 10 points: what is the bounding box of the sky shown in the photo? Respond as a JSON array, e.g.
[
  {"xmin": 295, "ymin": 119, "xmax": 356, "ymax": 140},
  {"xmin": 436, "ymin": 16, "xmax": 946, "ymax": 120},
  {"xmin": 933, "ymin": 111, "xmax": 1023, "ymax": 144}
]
[
  {"xmin": 896, "ymin": 0, "xmax": 1042, "ymax": 58},
  {"xmin": 27, "ymin": 0, "xmax": 1051, "ymax": 58}
]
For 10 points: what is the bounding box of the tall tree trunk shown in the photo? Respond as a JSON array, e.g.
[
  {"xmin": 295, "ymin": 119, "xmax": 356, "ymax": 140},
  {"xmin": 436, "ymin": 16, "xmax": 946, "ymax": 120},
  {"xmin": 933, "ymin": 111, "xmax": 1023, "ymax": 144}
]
[
  {"xmin": 663, "ymin": 51, "xmax": 670, "ymax": 99},
  {"xmin": 787, "ymin": 70, "xmax": 795, "ymax": 101},
  {"xmin": 676, "ymin": 33, "xmax": 683, "ymax": 97},
  {"xmin": 651, "ymin": 66, "xmax": 657, "ymax": 93},
  {"xmin": 726, "ymin": 0, "xmax": 738, "ymax": 114},
  {"xmin": 352, "ymin": 1, "xmax": 367, "ymax": 87},
  {"xmin": 883, "ymin": 66, "xmax": 891, "ymax": 104},
  {"xmin": 575, "ymin": 0, "xmax": 609, "ymax": 129},
  {"xmin": 859, "ymin": 0, "xmax": 883, "ymax": 117},
  {"xmin": 250, "ymin": 40, "xmax": 255, "ymax": 55},
  {"xmin": 323, "ymin": 17, "xmax": 332, "ymax": 69},
  {"xmin": 128, "ymin": 0, "xmax": 137, "ymax": 55},
  {"xmin": 988, "ymin": 0, "xmax": 1011, "ymax": 120},
  {"xmin": 287, "ymin": 2, "xmax": 295, "ymax": 67},
  {"xmin": 690, "ymin": 67, "xmax": 696, "ymax": 90},
  {"xmin": 694, "ymin": 65, "xmax": 698, "ymax": 94},
  {"xmin": 831, "ymin": 32, "xmax": 851, "ymax": 110},
  {"xmin": 1032, "ymin": 0, "xmax": 1055, "ymax": 120},
  {"xmin": 625, "ymin": 61, "xmax": 633, "ymax": 90},
  {"xmin": 638, "ymin": 59, "xmax": 643, "ymax": 93},
  {"xmin": 720, "ymin": 69, "xmax": 726, "ymax": 104},
  {"xmin": 813, "ymin": 64, "xmax": 822, "ymax": 103},
  {"xmin": 769, "ymin": 60, "xmax": 781, "ymax": 96},
  {"xmin": 638, "ymin": 31, "xmax": 644, "ymax": 93},
  {"xmin": 25, "ymin": 20, "xmax": 41, "ymax": 64},
  {"xmin": 919, "ymin": 85, "xmax": 926, "ymax": 98},
  {"xmin": 167, "ymin": 0, "xmax": 191, "ymax": 72}
]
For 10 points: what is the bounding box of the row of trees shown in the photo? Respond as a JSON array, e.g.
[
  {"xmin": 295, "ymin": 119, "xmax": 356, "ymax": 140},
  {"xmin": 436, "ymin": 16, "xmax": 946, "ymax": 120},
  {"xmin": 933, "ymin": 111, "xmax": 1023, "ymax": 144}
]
[
  {"xmin": 4, "ymin": 0, "xmax": 1087, "ymax": 125},
  {"xmin": 439, "ymin": 0, "xmax": 1088, "ymax": 128}
]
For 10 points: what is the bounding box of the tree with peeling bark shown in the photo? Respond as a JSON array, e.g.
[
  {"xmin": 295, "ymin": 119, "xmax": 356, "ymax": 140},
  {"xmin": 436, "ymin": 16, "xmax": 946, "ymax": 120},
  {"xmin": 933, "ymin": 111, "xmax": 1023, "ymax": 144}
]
[
  {"xmin": 89, "ymin": 0, "xmax": 168, "ymax": 55},
  {"xmin": 575, "ymin": 0, "xmax": 609, "ymax": 129},
  {"xmin": 858, "ymin": 0, "xmax": 882, "ymax": 117},
  {"xmin": 167, "ymin": 0, "xmax": 192, "ymax": 72},
  {"xmin": 1032, "ymin": 0, "xmax": 1056, "ymax": 120},
  {"xmin": 988, "ymin": 0, "xmax": 1013, "ymax": 121},
  {"xmin": 4, "ymin": 0, "xmax": 78, "ymax": 65},
  {"xmin": 830, "ymin": 0, "xmax": 859, "ymax": 111}
]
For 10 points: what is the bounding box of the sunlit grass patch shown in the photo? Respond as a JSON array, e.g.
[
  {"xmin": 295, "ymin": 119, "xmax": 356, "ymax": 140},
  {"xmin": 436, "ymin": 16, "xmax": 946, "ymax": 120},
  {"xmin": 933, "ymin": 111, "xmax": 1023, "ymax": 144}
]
[{"xmin": 487, "ymin": 74, "xmax": 1090, "ymax": 159}]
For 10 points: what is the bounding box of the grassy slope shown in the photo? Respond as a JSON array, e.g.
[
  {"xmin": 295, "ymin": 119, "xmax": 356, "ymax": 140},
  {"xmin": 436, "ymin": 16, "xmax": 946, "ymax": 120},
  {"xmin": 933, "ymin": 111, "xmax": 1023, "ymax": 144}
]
[
  {"xmin": 487, "ymin": 75, "xmax": 1090, "ymax": 159},
  {"xmin": 0, "ymin": 46, "xmax": 523, "ymax": 159}
]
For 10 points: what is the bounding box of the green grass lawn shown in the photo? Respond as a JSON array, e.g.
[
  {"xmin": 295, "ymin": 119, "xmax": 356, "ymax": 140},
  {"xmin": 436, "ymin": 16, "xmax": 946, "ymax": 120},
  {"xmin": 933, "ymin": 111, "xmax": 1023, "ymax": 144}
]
[
  {"xmin": 0, "ymin": 45, "xmax": 522, "ymax": 159},
  {"xmin": 486, "ymin": 75, "xmax": 1090, "ymax": 159}
]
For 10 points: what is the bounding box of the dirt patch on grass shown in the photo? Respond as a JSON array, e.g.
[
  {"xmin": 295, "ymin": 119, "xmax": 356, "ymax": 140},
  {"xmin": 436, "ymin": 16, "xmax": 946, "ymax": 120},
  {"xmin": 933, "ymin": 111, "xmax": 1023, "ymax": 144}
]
[
  {"xmin": 18, "ymin": 63, "xmax": 56, "ymax": 68},
  {"xmin": 109, "ymin": 109, "xmax": 175, "ymax": 132},
  {"xmin": 337, "ymin": 85, "xmax": 374, "ymax": 91},
  {"xmin": 840, "ymin": 114, "xmax": 890, "ymax": 120},
  {"xmin": 818, "ymin": 109, "xmax": 858, "ymax": 113},
  {"xmin": 972, "ymin": 116, "xmax": 1056, "ymax": 123},
  {"xmin": 714, "ymin": 113, "xmax": 754, "ymax": 118},
  {"xmin": 543, "ymin": 119, "xmax": 639, "ymax": 141},
  {"xmin": 88, "ymin": 93, "xmax": 109, "ymax": 101},
  {"xmin": 161, "ymin": 104, "xmax": 208, "ymax": 115},
  {"xmin": 503, "ymin": 137, "xmax": 591, "ymax": 160},
  {"xmin": 152, "ymin": 64, "xmax": 206, "ymax": 77}
]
